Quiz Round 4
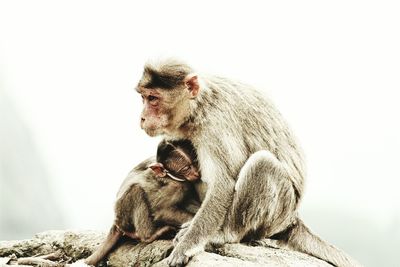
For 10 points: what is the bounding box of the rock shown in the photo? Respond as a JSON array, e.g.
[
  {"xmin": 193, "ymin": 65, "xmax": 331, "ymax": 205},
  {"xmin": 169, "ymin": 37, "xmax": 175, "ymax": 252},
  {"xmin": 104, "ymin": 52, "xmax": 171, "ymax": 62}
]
[{"xmin": 0, "ymin": 230, "xmax": 331, "ymax": 266}]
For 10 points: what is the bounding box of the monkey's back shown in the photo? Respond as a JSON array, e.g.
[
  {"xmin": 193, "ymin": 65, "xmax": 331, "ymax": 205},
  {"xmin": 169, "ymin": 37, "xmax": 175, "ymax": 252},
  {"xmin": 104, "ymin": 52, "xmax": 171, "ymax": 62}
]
[{"xmin": 194, "ymin": 75, "xmax": 306, "ymax": 201}]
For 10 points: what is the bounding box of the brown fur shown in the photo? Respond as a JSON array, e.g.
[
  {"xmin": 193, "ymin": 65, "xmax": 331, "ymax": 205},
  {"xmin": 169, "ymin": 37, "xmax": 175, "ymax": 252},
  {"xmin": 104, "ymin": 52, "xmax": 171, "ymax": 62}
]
[{"xmin": 85, "ymin": 141, "xmax": 200, "ymax": 266}]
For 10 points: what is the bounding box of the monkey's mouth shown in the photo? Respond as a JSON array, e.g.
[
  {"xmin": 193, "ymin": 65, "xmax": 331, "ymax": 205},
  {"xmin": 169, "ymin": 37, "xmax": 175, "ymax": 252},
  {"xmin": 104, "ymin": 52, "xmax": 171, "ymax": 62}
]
[{"xmin": 143, "ymin": 126, "xmax": 163, "ymax": 137}]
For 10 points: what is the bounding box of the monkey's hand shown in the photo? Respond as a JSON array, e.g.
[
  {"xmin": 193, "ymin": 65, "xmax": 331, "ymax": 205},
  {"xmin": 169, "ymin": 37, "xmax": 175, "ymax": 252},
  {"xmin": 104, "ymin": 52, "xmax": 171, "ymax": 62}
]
[
  {"xmin": 166, "ymin": 245, "xmax": 190, "ymax": 267},
  {"xmin": 167, "ymin": 228, "xmax": 206, "ymax": 266},
  {"xmin": 173, "ymin": 220, "xmax": 192, "ymax": 246}
]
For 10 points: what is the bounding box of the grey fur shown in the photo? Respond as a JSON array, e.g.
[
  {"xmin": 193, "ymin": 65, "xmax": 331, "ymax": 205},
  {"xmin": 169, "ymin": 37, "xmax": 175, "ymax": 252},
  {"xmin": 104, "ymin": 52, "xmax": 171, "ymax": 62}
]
[{"xmin": 138, "ymin": 59, "xmax": 361, "ymax": 267}]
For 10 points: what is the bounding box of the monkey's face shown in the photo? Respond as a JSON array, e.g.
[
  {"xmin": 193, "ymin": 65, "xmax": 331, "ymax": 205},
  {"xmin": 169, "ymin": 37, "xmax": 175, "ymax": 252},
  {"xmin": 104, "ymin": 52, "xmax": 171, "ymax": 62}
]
[
  {"xmin": 149, "ymin": 161, "xmax": 199, "ymax": 182},
  {"xmin": 164, "ymin": 157, "xmax": 200, "ymax": 182},
  {"xmin": 150, "ymin": 145, "xmax": 200, "ymax": 182},
  {"xmin": 137, "ymin": 87, "xmax": 190, "ymax": 137},
  {"xmin": 136, "ymin": 70, "xmax": 200, "ymax": 137},
  {"xmin": 183, "ymin": 165, "xmax": 200, "ymax": 181}
]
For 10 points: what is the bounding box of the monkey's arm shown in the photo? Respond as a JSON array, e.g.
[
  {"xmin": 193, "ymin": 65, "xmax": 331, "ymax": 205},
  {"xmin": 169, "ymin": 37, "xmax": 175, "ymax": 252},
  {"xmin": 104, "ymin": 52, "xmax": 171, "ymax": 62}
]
[
  {"xmin": 115, "ymin": 185, "xmax": 156, "ymax": 241},
  {"xmin": 167, "ymin": 159, "xmax": 235, "ymax": 266},
  {"xmin": 154, "ymin": 207, "xmax": 194, "ymax": 227},
  {"xmin": 130, "ymin": 186, "xmax": 157, "ymax": 240}
]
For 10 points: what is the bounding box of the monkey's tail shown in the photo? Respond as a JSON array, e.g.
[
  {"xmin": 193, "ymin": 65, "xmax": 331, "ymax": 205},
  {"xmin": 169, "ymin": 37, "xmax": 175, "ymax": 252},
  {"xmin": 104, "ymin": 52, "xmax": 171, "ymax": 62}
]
[{"xmin": 281, "ymin": 218, "xmax": 362, "ymax": 267}]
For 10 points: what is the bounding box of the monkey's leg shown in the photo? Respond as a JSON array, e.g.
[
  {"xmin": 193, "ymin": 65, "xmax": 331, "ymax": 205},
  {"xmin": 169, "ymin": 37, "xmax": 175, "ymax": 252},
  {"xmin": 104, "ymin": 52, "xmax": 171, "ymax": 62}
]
[
  {"xmin": 85, "ymin": 225, "xmax": 122, "ymax": 266},
  {"xmin": 214, "ymin": 151, "xmax": 361, "ymax": 267},
  {"xmin": 122, "ymin": 231, "xmax": 140, "ymax": 240},
  {"xmin": 215, "ymin": 150, "xmax": 297, "ymax": 244},
  {"xmin": 143, "ymin": 225, "xmax": 175, "ymax": 243}
]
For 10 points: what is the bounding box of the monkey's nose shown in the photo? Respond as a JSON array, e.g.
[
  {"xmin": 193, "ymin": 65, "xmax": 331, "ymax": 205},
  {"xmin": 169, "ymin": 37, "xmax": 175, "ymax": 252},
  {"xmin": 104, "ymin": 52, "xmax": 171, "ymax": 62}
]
[
  {"xmin": 141, "ymin": 117, "xmax": 145, "ymax": 122},
  {"xmin": 188, "ymin": 171, "xmax": 199, "ymax": 181}
]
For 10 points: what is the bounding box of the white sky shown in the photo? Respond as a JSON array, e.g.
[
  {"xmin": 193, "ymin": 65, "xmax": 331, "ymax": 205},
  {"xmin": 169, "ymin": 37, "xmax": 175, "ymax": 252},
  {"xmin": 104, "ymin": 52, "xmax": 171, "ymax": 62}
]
[{"xmin": 1, "ymin": 1, "xmax": 399, "ymax": 265}]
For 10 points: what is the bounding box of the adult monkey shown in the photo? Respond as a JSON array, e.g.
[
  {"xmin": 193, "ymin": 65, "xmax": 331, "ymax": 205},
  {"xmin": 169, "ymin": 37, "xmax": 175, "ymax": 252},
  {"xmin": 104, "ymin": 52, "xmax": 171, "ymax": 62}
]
[{"xmin": 136, "ymin": 59, "xmax": 360, "ymax": 267}]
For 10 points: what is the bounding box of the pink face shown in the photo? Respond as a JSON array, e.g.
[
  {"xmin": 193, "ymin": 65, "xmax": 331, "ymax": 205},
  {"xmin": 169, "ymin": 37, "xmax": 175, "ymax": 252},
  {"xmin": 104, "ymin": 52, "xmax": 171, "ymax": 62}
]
[
  {"xmin": 137, "ymin": 87, "xmax": 169, "ymax": 137},
  {"xmin": 183, "ymin": 165, "xmax": 200, "ymax": 181},
  {"xmin": 137, "ymin": 74, "xmax": 199, "ymax": 137}
]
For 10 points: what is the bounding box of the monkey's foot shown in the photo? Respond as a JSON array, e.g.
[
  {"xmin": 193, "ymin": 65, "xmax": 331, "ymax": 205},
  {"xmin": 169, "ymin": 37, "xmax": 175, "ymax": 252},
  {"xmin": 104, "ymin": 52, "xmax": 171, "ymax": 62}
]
[
  {"xmin": 143, "ymin": 226, "xmax": 175, "ymax": 243},
  {"xmin": 3, "ymin": 251, "xmax": 67, "ymax": 267}
]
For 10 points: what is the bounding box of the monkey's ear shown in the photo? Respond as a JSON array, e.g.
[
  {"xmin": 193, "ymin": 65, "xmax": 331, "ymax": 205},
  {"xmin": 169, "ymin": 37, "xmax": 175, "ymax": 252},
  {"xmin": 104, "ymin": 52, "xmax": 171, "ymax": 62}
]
[
  {"xmin": 149, "ymin": 162, "xmax": 167, "ymax": 177},
  {"xmin": 184, "ymin": 74, "xmax": 200, "ymax": 98}
]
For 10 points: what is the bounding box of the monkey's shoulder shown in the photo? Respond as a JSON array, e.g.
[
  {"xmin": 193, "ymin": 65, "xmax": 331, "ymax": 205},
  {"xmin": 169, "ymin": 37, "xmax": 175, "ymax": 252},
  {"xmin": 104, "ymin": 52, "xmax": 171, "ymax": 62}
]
[{"xmin": 116, "ymin": 163, "xmax": 156, "ymax": 200}]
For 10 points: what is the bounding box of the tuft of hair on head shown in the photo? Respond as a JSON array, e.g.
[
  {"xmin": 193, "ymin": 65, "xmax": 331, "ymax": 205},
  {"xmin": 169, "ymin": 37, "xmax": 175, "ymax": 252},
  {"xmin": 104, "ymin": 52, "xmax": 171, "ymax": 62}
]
[
  {"xmin": 139, "ymin": 58, "xmax": 194, "ymax": 89},
  {"xmin": 156, "ymin": 140, "xmax": 176, "ymax": 163}
]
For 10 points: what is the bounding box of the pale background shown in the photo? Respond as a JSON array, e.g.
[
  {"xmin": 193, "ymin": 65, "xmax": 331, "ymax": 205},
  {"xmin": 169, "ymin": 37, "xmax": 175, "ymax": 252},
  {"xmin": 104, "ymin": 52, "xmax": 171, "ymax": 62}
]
[{"xmin": 0, "ymin": 1, "xmax": 399, "ymax": 266}]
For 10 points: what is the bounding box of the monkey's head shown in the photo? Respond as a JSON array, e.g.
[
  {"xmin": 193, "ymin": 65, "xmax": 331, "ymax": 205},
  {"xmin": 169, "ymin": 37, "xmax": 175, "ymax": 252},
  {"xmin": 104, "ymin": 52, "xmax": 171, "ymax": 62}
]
[
  {"xmin": 149, "ymin": 140, "xmax": 200, "ymax": 182},
  {"xmin": 136, "ymin": 59, "xmax": 199, "ymax": 137}
]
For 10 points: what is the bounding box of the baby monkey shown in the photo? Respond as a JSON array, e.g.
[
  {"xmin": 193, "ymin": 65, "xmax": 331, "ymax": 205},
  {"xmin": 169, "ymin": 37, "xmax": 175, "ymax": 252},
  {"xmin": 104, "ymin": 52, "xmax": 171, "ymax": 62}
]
[
  {"xmin": 154, "ymin": 139, "xmax": 200, "ymax": 183},
  {"xmin": 85, "ymin": 139, "xmax": 200, "ymax": 266}
]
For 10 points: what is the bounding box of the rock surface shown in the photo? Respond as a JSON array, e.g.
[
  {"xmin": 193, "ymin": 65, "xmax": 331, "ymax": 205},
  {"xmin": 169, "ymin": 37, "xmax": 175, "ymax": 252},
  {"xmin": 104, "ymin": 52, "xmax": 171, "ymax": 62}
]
[{"xmin": 0, "ymin": 230, "xmax": 331, "ymax": 266}]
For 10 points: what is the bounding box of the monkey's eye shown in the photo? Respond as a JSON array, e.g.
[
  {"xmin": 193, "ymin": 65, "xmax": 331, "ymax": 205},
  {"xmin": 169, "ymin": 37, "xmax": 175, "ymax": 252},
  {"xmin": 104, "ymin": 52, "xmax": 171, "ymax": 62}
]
[
  {"xmin": 148, "ymin": 95, "xmax": 158, "ymax": 102},
  {"xmin": 181, "ymin": 166, "xmax": 190, "ymax": 172}
]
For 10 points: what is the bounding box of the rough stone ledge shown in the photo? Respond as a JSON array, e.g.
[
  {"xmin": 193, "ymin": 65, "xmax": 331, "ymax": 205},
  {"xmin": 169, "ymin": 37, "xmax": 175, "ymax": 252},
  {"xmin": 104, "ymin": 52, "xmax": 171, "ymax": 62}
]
[{"xmin": 0, "ymin": 230, "xmax": 331, "ymax": 266}]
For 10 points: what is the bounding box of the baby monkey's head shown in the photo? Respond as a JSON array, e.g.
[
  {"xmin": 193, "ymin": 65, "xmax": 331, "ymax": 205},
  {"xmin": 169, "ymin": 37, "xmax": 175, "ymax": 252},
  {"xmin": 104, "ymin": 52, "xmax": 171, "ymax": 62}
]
[{"xmin": 149, "ymin": 139, "xmax": 199, "ymax": 182}]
